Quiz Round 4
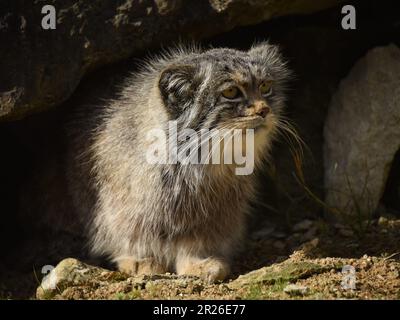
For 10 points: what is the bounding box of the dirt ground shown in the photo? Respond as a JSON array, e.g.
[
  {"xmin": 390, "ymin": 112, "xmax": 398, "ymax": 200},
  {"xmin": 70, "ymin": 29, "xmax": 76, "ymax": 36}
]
[{"xmin": 2, "ymin": 213, "xmax": 398, "ymax": 300}]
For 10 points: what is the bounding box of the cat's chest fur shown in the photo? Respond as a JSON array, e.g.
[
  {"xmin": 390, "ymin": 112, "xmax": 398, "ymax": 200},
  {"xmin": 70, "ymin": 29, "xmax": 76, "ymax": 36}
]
[{"xmin": 151, "ymin": 165, "xmax": 253, "ymax": 236}]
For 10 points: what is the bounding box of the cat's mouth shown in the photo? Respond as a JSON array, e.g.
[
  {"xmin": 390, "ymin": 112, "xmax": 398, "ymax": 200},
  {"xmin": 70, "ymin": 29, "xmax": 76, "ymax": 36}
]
[
  {"xmin": 232, "ymin": 115, "xmax": 268, "ymax": 130},
  {"xmin": 215, "ymin": 115, "xmax": 271, "ymax": 132}
]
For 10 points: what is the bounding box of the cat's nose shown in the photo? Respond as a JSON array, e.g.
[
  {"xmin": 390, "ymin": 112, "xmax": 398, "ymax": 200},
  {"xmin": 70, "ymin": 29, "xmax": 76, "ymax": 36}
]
[{"xmin": 255, "ymin": 105, "xmax": 270, "ymax": 118}]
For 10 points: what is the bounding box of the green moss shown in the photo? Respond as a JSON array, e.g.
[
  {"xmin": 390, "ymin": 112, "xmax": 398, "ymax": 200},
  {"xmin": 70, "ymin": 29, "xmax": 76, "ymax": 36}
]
[
  {"xmin": 243, "ymin": 278, "xmax": 290, "ymax": 299},
  {"xmin": 37, "ymin": 288, "xmax": 57, "ymax": 300},
  {"xmin": 243, "ymin": 284, "xmax": 265, "ymax": 300},
  {"xmin": 232, "ymin": 261, "xmax": 334, "ymax": 289},
  {"xmin": 114, "ymin": 288, "xmax": 142, "ymax": 300}
]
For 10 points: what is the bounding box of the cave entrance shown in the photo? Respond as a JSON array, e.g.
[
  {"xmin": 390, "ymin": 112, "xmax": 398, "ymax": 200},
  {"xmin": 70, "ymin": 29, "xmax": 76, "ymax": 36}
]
[{"xmin": 381, "ymin": 148, "xmax": 400, "ymax": 216}]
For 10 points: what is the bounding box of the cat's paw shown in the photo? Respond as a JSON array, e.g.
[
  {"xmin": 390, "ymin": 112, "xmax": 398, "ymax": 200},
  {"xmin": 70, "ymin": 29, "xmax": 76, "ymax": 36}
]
[
  {"xmin": 177, "ymin": 257, "xmax": 230, "ymax": 283},
  {"xmin": 116, "ymin": 256, "xmax": 166, "ymax": 275}
]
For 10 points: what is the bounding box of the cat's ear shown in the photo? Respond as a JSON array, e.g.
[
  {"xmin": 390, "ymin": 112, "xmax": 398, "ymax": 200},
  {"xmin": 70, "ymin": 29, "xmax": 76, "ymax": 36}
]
[
  {"xmin": 248, "ymin": 41, "xmax": 281, "ymax": 62},
  {"xmin": 248, "ymin": 41, "xmax": 291, "ymax": 81},
  {"xmin": 158, "ymin": 64, "xmax": 196, "ymax": 117}
]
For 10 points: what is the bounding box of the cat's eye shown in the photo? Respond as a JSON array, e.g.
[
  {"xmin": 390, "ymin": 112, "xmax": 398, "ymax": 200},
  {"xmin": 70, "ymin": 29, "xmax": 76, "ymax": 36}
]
[
  {"xmin": 222, "ymin": 87, "xmax": 240, "ymax": 99},
  {"xmin": 260, "ymin": 81, "xmax": 273, "ymax": 95}
]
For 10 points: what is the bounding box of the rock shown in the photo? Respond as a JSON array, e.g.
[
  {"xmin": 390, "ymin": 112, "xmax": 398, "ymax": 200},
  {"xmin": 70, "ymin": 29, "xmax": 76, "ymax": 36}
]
[
  {"xmin": 293, "ymin": 238, "xmax": 320, "ymax": 258},
  {"xmin": 324, "ymin": 44, "xmax": 400, "ymax": 217},
  {"xmin": 36, "ymin": 258, "xmax": 129, "ymax": 299},
  {"xmin": 229, "ymin": 261, "xmax": 330, "ymax": 289},
  {"xmin": 271, "ymin": 231, "xmax": 287, "ymax": 239},
  {"xmin": 334, "ymin": 223, "xmax": 354, "ymax": 237},
  {"xmin": 360, "ymin": 255, "xmax": 373, "ymax": 270},
  {"xmin": 291, "ymin": 233, "xmax": 303, "ymax": 240},
  {"xmin": 302, "ymin": 226, "xmax": 318, "ymax": 241},
  {"xmin": 251, "ymin": 224, "xmax": 275, "ymax": 240},
  {"xmin": 293, "ymin": 219, "xmax": 314, "ymax": 232},
  {"xmin": 338, "ymin": 228, "xmax": 354, "ymax": 237},
  {"xmin": 283, "ymin": 284, "xmax": 309, "ymax": 296},
  {"xmin": 333, "ymin": 223, "xmax": 345, "ymax": 229},
  {"xmin": 377, "ymin": 217, "xmax": 387, "ymax": 229},
  {"xmin": 0, "ymin": 0, "xmax": 344, "ymax": 120}
]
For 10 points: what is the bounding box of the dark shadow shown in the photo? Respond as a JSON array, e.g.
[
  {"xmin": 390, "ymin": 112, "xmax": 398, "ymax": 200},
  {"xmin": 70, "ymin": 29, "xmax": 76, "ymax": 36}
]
[{"xmin": 381, "ymin": 148, "xmax": 400, "ymax": 216}]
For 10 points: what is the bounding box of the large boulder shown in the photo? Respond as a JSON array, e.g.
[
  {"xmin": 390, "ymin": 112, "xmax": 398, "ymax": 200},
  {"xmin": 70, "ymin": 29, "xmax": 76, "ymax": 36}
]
[
  {"xmin": 324, "ymin": 44, "xmax": 400, "ymax": 217},
  {"xmin": 0, "ymin": 0, "xmax": 344, "ymax": 120}
]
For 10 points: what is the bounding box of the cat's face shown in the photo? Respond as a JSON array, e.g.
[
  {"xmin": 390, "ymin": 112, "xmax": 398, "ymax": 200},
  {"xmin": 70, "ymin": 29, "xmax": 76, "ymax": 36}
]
[{"xmin": 158, "ymin": 43, "xmax": 291, "ymax": 135}]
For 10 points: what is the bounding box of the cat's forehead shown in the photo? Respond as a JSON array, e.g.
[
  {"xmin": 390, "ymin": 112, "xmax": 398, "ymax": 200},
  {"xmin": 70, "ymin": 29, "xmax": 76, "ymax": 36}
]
[
  {"xmin": 199, "ymin": 49, "xmax": 267, "ymax": 81},
  {"xmin": 202, "ymin": 49, "xmax": 250, "ymax": 68}
]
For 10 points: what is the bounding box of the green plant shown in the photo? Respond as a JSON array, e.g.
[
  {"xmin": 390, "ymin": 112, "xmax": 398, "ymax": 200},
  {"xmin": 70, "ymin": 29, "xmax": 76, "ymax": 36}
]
[{"xmin": 292, "ymin": 153, "xmax": 374, "ymax": 238}]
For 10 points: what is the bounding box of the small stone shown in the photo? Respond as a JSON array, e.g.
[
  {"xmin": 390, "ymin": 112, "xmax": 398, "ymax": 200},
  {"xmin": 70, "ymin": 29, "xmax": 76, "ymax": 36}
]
[
  {"xmin": 293, "ymin": 219, "xmax": 313, "ymax": 232},
  {"xmin": 378, "ymin": 216, "xmax": 388, "ymax": 225},
  {"xmin": 251, "ymin": 225, "xmax": 275, "ymax": 240},
  {"xmin": 284, "ymin": 284, "xmax": 309, "ymax": 296},
  {"xmin": 271, "ymin": 231, "xmax": 287, "ymax": 239},
  {"xmin": 190, "ymin": 283, "xmax": 204, "ymax": 294},
  {"xmin": 334, "ymin": 223, "xmax": 345, "ymax": 229},
  {"xmin": 36, "ymin": 258, "xmax": 114, "ymax": 299},
  {"xmin": 176, "ymin": 279, "xmax": 189, "ymax": 288},
  {"xmin": 291, "ymin": 233, "xmax": 302, "ymax": 239},
  {"xmin": 338, "ymin": 228, "xmax": 354, "ymax": 237},
  {"xmin": 302, "ymin": 226, "xmax": 318, "ymax": 241}
]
